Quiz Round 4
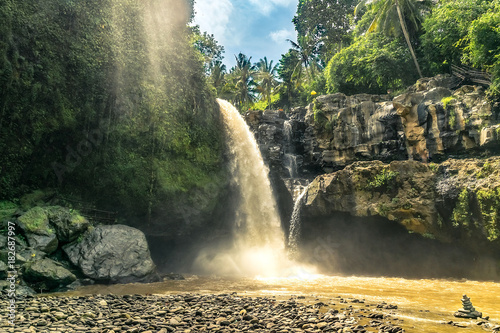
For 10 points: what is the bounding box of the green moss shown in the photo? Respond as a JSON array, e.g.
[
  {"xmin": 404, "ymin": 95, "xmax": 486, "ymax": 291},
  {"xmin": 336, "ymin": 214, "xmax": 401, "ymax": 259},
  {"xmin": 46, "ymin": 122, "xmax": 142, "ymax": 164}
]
[
  {"xmin": 377, "ymin": 203, "xmax": 390, "ymax": 217},
  {"xmin": 365, "ymin": 169, "xmax": 399, "ymax": 192},
  {"xmin": 476, "ymin": 187, "xmax": 500, "ymax": 241},
  {"xmin": 422, "ymin": 233, "xmax": 436, "ymax": 240},
  {"xmin": 18, "ymin": 207, "xmax": 54, "ymax": 235},
  {"xmin": 448, "ymin": 109, "xmax": 457, "ymax": 128},
  {"xmin": 477, "ymin": 162, "xmax": 493, "ymax": 179},
  {"xmin": 441, "ymin": 96, "xmax": 455, "ymax": 109},
  {"xmin": 428, "ymin": 162, "xmax": 438, "ymax": 173}
]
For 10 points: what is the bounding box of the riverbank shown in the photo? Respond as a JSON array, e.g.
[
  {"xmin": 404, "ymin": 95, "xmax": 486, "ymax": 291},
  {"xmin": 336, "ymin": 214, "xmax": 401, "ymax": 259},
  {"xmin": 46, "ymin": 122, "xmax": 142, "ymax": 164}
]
[{"xmin": 1, "ymin": 291, "xmax": 499, "ymax": 333}]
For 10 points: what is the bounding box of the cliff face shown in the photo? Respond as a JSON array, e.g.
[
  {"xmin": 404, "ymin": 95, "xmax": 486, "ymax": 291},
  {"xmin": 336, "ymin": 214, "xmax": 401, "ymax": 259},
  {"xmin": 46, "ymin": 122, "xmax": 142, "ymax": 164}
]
[
  {"xmin": 303, "ymin": 157, "xmax": 500, "ymax": 255},
  {"xmin": 248, "ymin": 74, "xmax": 499, "ymax": 178},
  {"xmin": 246, "ymin": 74, "xmax": 500, "ymax": 278}
]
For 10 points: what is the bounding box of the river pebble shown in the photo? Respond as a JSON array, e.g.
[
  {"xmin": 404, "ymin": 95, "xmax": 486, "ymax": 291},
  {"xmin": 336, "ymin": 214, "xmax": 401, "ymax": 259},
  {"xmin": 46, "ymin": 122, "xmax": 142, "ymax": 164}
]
[{"xmin": 0, "ymin": 293, "xmax": 489, "ymax": 333}]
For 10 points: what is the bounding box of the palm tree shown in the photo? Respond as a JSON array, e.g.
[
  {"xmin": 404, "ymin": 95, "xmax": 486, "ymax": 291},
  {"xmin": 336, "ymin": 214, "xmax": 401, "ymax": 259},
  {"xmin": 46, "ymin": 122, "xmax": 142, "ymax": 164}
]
[
  {"xmin": 210, "ymin": 60, "xmax": 226, "ymax": 94},
  {"xmin": 255, "ymin": 57, "xmax": 279, "ymax": 109},
  {"xmin": 356, "ymin": 0, "xmax": 425, "ymax": 78},
  {"xmin": 287, "ymin": 33, "xmax": 322, "ymax": 81},
  {"xmin": 231, "ymin": 53, "xmax": 257, "ymax": 110}
]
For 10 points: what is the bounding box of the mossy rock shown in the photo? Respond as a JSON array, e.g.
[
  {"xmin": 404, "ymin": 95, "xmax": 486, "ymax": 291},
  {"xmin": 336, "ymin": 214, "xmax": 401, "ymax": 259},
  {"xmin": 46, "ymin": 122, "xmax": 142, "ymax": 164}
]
[
  {"xmin": 47, "ymin": 206, "xmax": 90, "ymax": 242},
  {"xmin": 17, "ymin": 207, "xmax": 53, "ymax": 236}
]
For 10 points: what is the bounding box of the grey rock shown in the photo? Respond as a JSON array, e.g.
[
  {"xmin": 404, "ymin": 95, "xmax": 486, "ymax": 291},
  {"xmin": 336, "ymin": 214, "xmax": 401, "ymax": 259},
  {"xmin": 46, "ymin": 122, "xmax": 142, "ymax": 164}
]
[
  {"xmin": 23, "ymin": 258, "xmax": 76, "ymax": 290},
  {"xmin": 25, "ymin": 232, "xmax": 58, "ymax": 254},
  {"xmin": 63, "ymin": 224, "xmax": 157, "ymax": 283},
  {"xmin": 47, "ymin": 206, "xmax": 90, "ymax": 242}
]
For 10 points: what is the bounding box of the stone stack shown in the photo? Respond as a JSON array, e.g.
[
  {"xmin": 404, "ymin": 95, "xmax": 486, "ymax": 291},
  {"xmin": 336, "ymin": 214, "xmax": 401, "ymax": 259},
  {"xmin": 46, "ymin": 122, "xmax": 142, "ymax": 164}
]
[{"xmin": 454, "ymin": 294, "xmax": 483, "ymax": 319}]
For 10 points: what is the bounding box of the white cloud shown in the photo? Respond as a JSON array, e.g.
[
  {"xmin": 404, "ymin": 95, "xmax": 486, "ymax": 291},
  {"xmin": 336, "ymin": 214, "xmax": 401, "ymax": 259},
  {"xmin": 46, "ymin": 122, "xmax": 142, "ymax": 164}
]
[
  {"xmin": 269, "ymin": 28, "xmax": 296, "ymax": 44},
  {"xmin": 193, "ymin": 0, "xmax": 234, "ymax": 45},
  {"xmin": 249, "ymin": 0, "xmax": 296, "ymax": 15}
]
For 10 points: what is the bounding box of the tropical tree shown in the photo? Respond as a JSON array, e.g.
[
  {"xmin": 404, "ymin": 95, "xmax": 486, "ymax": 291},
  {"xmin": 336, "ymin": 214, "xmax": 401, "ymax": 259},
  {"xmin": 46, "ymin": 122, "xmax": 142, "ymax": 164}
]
[
  {"xmin": 230, "ymin": 53, "xmax": 257, "ymax": 110},
  {"xmin": 287, "ymin": 34, "xmax": 323, "ymax": 81},
  {"xmin": 210, "ymin": 60, "xmax": 227, "ymax": 94},
  {"xmin": 355, "ymin": 0, "xmax": 428, "ymax": 78},
  {"xmin": 276, "ymin": 50, "xmax": 302, "ymax": 108},
  {"xmin": 191, "ymin": 26, "xmax": 225, "ymax": 75},
  {"xmin": 255, "ymin": 57, "xmax": 278, "ymax": 109},
  {"xmin": 293, "ymin": 0, "xmax": 357, "ymax": 60}
]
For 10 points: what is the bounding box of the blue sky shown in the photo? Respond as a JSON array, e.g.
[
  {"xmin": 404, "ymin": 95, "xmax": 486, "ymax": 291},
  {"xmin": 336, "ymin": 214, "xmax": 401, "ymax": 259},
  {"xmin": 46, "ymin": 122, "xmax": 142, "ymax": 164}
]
[{"xmin": 193, "ymin": 0, "xmax": 298, "ymax": 70}]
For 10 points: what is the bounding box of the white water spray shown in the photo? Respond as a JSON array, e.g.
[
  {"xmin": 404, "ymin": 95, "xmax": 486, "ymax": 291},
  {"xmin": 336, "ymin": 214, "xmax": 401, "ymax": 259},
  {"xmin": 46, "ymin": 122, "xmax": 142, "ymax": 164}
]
[{"xmin": 194, "ymin": 99, "xmax": 297, "ymax": 276}]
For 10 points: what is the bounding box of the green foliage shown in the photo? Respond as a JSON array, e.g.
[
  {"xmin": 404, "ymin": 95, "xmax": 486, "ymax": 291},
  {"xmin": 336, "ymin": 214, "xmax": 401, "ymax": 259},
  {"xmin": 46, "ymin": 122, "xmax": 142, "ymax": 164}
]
[
  {"xmin": 253, "ymin": 93, "xmax": 279, "ymax": 111},
  {"xmin": 326, "ymin": 33, "xmax": 417, "ymax": 95},
  {"xmin": 293, "ymin": 0, "xmax": 356, "ymax": 62},
  {"xmin": 476, "ymin": 187, "xmax": 500, "ymax": 241},
  {"xmin": 451, "ymin": 188, "xmax": 471, "ymax": 228},
  {"xmin": 420, "ymin": 0, "xmax": 500, "ymax": 95},
  {"xmin": 365, "ymin": 168, "xmax": 400, "ymax": 192},
  {"xmin": 441, "ymin": 96, "xmax": 455, "ymax": 109},
  {"xmin": 0, "ymin": 201, "xmax": 18, "ymax": 221},
  {"xmin": 421, "ymin": 0, "xmax": 490, "ymax": 72},
  {"xmin": 448, "ymin": 109, "xmax": 457, "ymax": 129},
  {"xmin": 190, "ymin": 26, "xmax": 225, "ymax": 75},
  {"xmin": 0, "ymin": 0, "xmax": 226, "ymax": 222}
]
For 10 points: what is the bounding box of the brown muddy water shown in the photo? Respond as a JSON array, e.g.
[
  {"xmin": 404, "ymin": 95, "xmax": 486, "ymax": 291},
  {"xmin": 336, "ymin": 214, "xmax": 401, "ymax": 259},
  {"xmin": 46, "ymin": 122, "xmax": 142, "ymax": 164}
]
[{"xmin": 55, "ymin": 274, "xmax": 500, "ymax": 333}]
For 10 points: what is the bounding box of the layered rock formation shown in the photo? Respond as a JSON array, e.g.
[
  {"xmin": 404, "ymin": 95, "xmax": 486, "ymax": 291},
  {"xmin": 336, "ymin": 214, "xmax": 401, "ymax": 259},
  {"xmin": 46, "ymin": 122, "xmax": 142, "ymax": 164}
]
[
  {"xmin": 247, "ymin": 74, "xmax": 499, "ymax": 177},
  {"xmin": 302, "ymin": 157, "xmax": 500, "ymax": 255}
]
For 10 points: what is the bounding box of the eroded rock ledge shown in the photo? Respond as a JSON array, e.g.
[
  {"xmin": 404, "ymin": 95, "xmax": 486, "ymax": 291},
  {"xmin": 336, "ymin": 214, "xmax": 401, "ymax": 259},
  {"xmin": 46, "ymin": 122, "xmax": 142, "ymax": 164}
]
[{"xmin": 302, "ymin": 157, "xmax": 500, "ymax": 256}]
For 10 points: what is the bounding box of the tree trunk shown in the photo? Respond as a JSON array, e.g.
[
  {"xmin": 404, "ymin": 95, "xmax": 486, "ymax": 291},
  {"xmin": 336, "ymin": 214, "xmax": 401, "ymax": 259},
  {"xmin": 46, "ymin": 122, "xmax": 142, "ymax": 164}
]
[{"xmin": 395, "ymin": 0, "xmax": 423, "ymax": 78}]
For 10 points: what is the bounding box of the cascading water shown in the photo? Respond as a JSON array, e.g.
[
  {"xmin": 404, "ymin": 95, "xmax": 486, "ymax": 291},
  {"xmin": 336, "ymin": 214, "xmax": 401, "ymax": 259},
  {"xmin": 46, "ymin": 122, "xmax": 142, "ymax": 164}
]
[
  {"xmin": 287, "ymin": 185, "xmax": 308, "ymax": 257},
  {"xmin": 194, "ymin": 99, "xmax": 295, "ymax": 276},
  {"xmin": 283, "ymin": 153, "xmax": 299, "ymax": 178}
]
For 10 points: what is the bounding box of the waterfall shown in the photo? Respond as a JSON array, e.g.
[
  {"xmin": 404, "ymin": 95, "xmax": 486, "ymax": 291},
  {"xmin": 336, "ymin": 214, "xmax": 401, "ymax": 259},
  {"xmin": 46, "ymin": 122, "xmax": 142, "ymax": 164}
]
[
  {"xmin": 194, "ymin": 99, "xmax": 291, "ymax": 276},
  {"xmin": 284, "ymin": 120, "xmax": 293, "ymax": 144},
  {"xmin": 287, "ymin": 185, "xmax": 308, "ymax": 258},
  {"xmin": 283, "ymin": 153, "xmax": 298, "ymax": 178}
]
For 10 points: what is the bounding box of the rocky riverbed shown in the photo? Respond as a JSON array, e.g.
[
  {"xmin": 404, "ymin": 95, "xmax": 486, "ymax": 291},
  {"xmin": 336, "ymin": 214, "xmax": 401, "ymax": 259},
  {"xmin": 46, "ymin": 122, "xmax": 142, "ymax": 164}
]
[{"xmin": 1, "ymin": 293, "xmax": 499, "ymax": 333}]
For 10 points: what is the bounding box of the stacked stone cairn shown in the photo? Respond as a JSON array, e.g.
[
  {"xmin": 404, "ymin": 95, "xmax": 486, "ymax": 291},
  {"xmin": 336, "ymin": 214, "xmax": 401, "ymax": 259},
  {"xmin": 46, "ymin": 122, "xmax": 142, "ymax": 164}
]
[{"xmin": 454, "ymin": 294, "xmax": 482, "ymax": 319}]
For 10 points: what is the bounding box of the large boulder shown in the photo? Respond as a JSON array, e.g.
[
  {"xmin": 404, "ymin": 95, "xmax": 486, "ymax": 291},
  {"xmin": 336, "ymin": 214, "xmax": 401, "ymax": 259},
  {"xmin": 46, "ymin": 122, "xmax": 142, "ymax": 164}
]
[
  {"xmin": 22, "ymin": 258, "xmax": 76, "ymax": 290},
  {"xmin": 63, "ymin": 225, "xmax": 157, "ymax": 283}
]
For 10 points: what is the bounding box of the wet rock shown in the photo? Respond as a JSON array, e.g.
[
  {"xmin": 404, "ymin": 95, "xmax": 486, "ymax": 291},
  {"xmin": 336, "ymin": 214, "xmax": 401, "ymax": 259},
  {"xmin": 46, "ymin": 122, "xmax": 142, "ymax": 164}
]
[{"xmin": 63, "ymin": 224, "xmax": 157, "ymax": 283}]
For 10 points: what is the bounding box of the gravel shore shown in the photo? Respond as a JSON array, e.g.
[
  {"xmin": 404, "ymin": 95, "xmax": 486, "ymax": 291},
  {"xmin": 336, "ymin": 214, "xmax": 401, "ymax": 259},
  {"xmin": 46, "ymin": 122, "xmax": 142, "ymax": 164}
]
[{"xmin": 0, "ymin": 293, "xmax": 498, "ymax": 333}]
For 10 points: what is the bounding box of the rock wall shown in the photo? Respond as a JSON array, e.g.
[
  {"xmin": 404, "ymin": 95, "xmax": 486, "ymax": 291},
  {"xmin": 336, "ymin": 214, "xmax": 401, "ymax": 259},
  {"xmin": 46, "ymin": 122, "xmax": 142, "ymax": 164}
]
[
  {"xmin": 247, "ymin": 74, "xmax": 500, "ymax": 279},
  {"xmin": 247, "ymin": 74, "xmax": 500, "ymax": 178}
]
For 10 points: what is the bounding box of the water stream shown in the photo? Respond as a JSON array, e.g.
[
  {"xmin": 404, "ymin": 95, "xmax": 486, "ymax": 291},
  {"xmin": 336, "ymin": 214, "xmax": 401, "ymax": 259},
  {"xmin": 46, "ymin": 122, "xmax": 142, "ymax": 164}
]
[
  {"xmin": 287, "ymin": 185, "xmax": 309, "ymax": 257},
  {"xmin": 61, "ymin": 275, "xmax": 500, "ymax": 333}
]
